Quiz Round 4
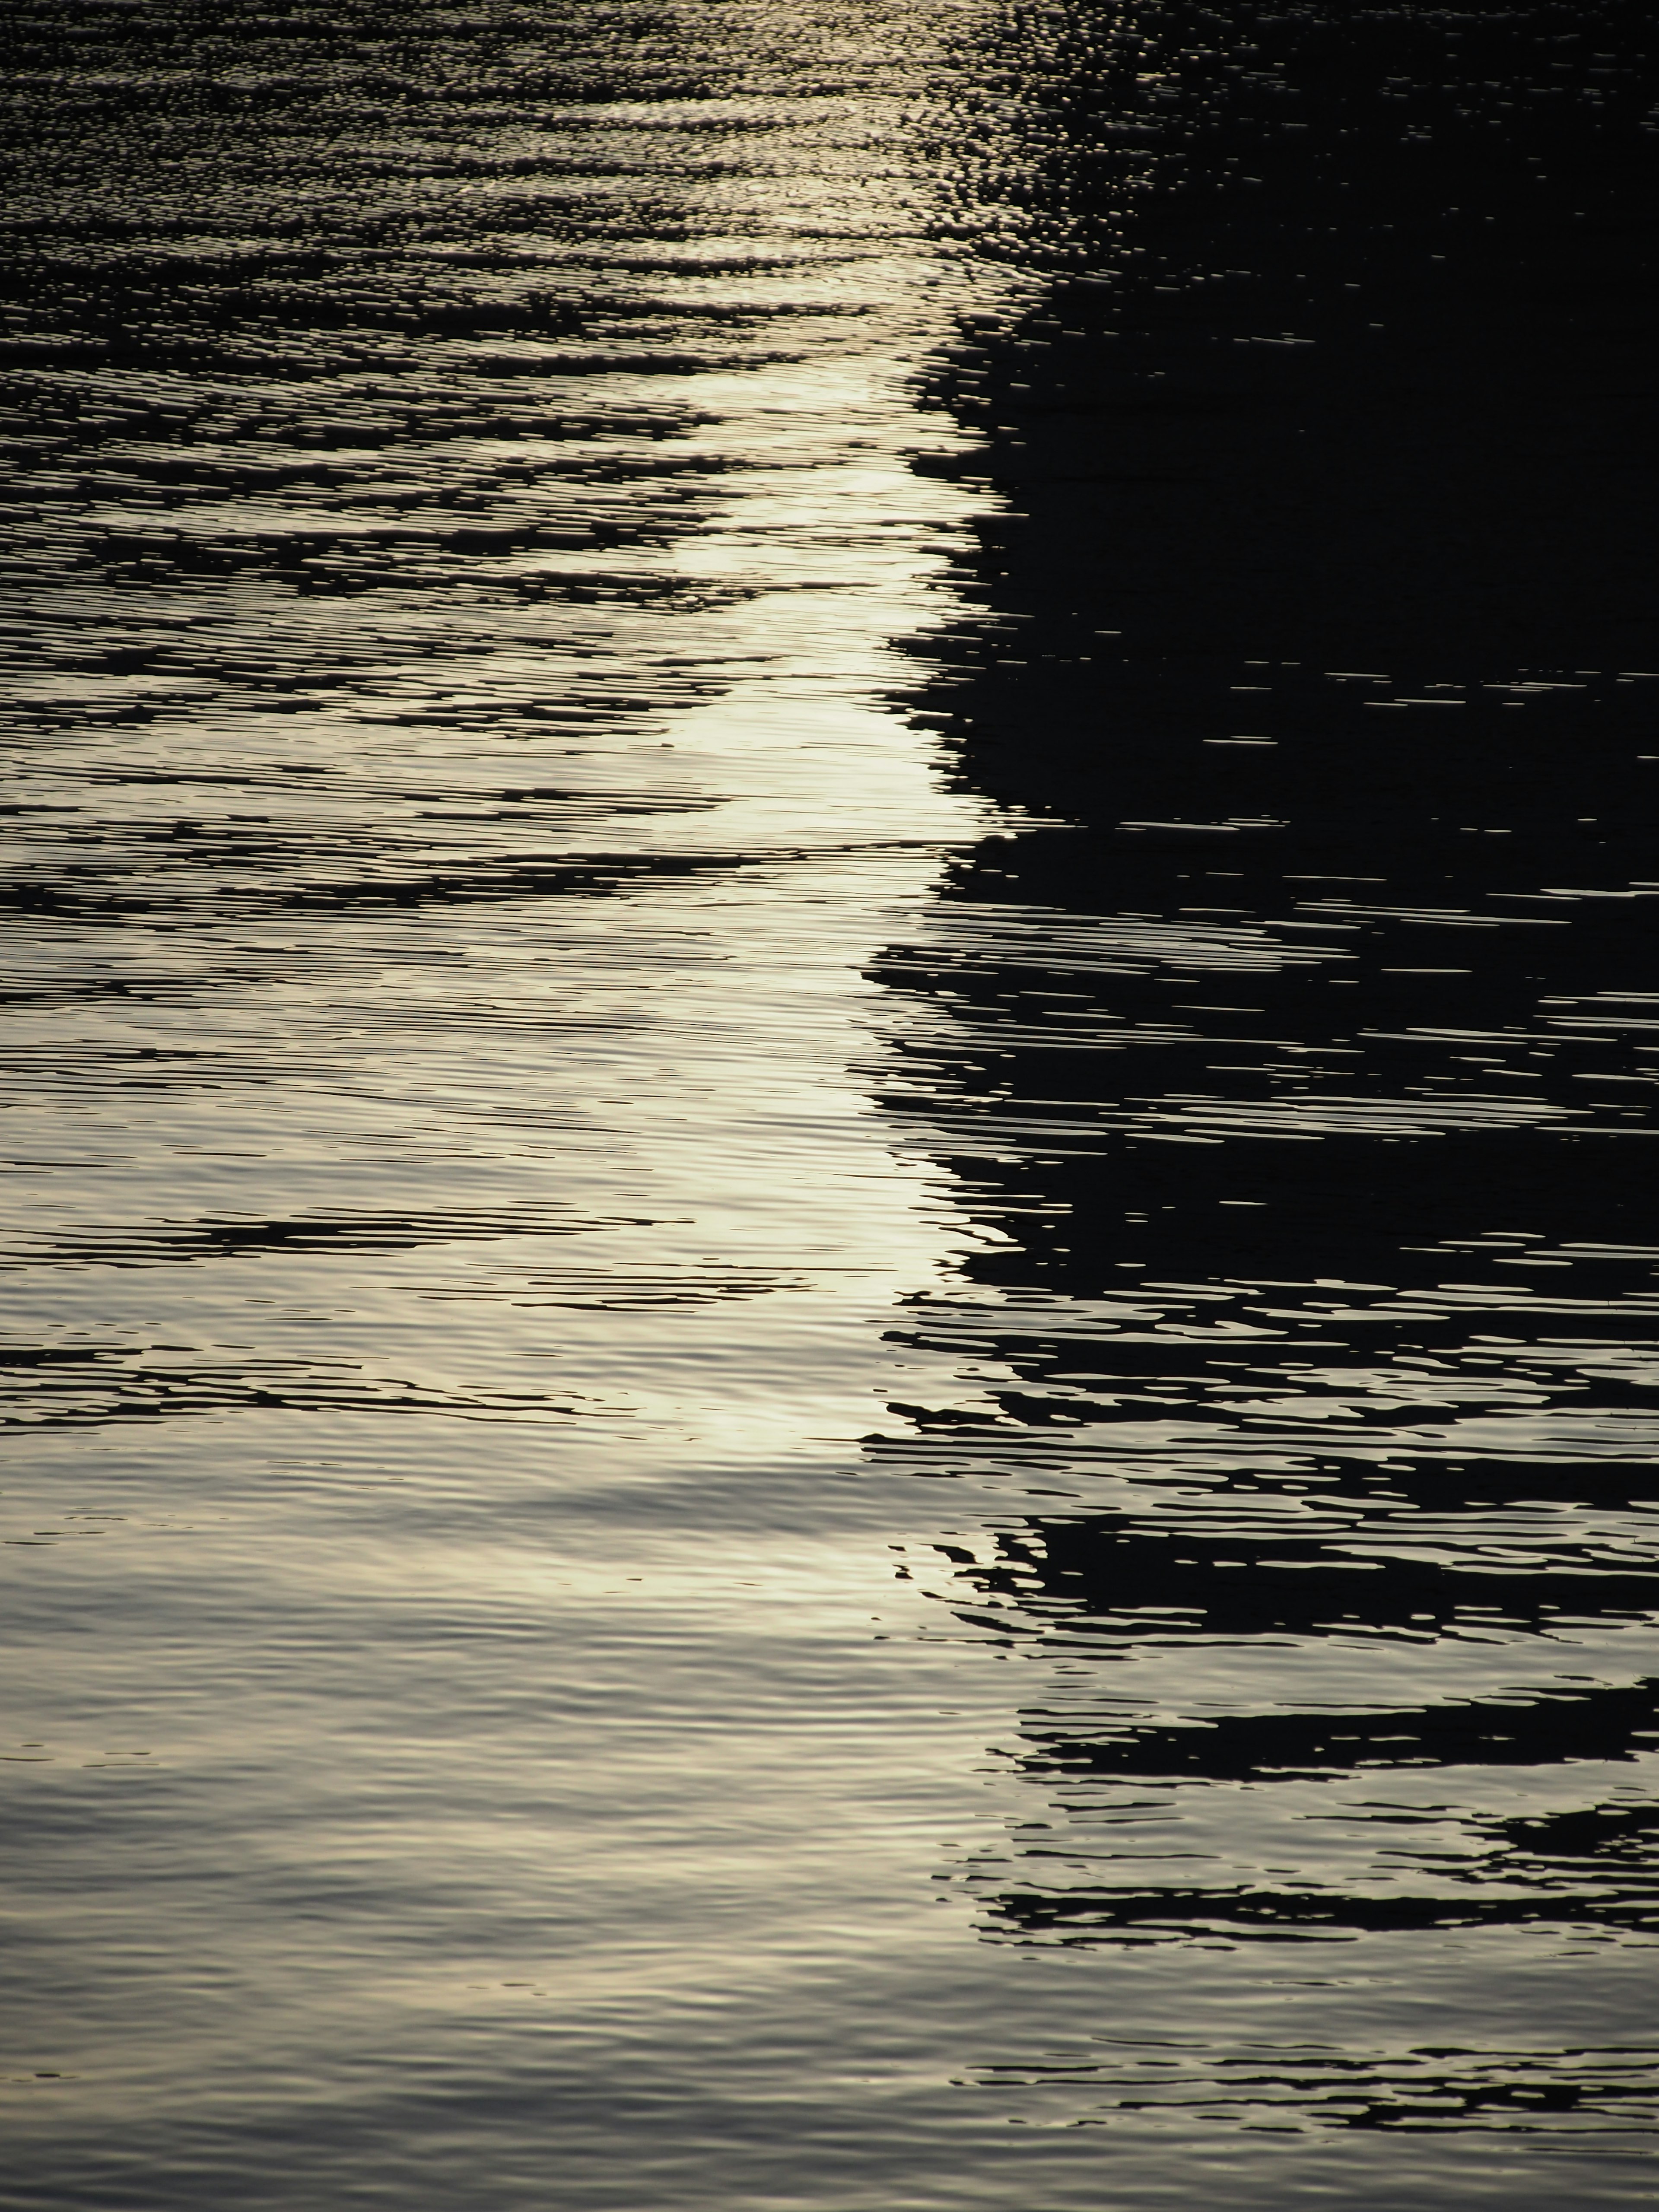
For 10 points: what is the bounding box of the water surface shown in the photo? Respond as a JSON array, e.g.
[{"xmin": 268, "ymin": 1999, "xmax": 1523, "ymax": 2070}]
[{"xmin": 3, "ymin": 4, "xmax": 1658, "ymax": 2205}]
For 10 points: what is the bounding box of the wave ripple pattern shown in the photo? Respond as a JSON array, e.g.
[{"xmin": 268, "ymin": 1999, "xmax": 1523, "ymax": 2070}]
[{"xmin": 2, "ymin": 5, "xmax": 1657, "ymax": 2209}]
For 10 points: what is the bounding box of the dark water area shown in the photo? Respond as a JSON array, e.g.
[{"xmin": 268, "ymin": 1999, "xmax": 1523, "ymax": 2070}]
[{"xmin": 3, "ymin": 4, "xmax": 1659, "ymax": 2205}]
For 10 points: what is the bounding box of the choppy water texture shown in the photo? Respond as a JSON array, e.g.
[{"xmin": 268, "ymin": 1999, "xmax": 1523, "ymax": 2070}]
[{"xmin": 3, "ymin": 4, "xmax": 1659, "ymax": 2205}]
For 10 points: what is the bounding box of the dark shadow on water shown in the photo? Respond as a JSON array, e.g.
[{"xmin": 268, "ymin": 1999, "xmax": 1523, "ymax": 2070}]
[{"xmin": 877, "ymin": 0, "xmax": 1659, "ymax": 1997}]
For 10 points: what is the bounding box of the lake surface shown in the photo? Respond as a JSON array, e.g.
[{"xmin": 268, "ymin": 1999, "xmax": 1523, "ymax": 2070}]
[{"xmin": 3, "ymin": 3, "xmax": 1658, "ymax": 2205}]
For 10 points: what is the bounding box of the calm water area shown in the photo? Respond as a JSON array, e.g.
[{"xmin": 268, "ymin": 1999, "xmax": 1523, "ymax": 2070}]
[{"xmin": 3, "ymin": 3, "xmax": 1659, "ymax": 2205}]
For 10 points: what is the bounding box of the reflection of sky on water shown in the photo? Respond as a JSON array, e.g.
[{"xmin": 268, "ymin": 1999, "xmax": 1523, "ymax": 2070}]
[{"xmin": 0, "ymin": 11, "xmax": 1074, "ymax": 2196}]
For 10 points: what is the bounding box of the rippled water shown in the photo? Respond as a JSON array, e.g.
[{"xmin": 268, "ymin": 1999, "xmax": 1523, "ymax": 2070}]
[{"xmin": 4, "ymin": 4, "xmax": 1658, "ymax": 2205}]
